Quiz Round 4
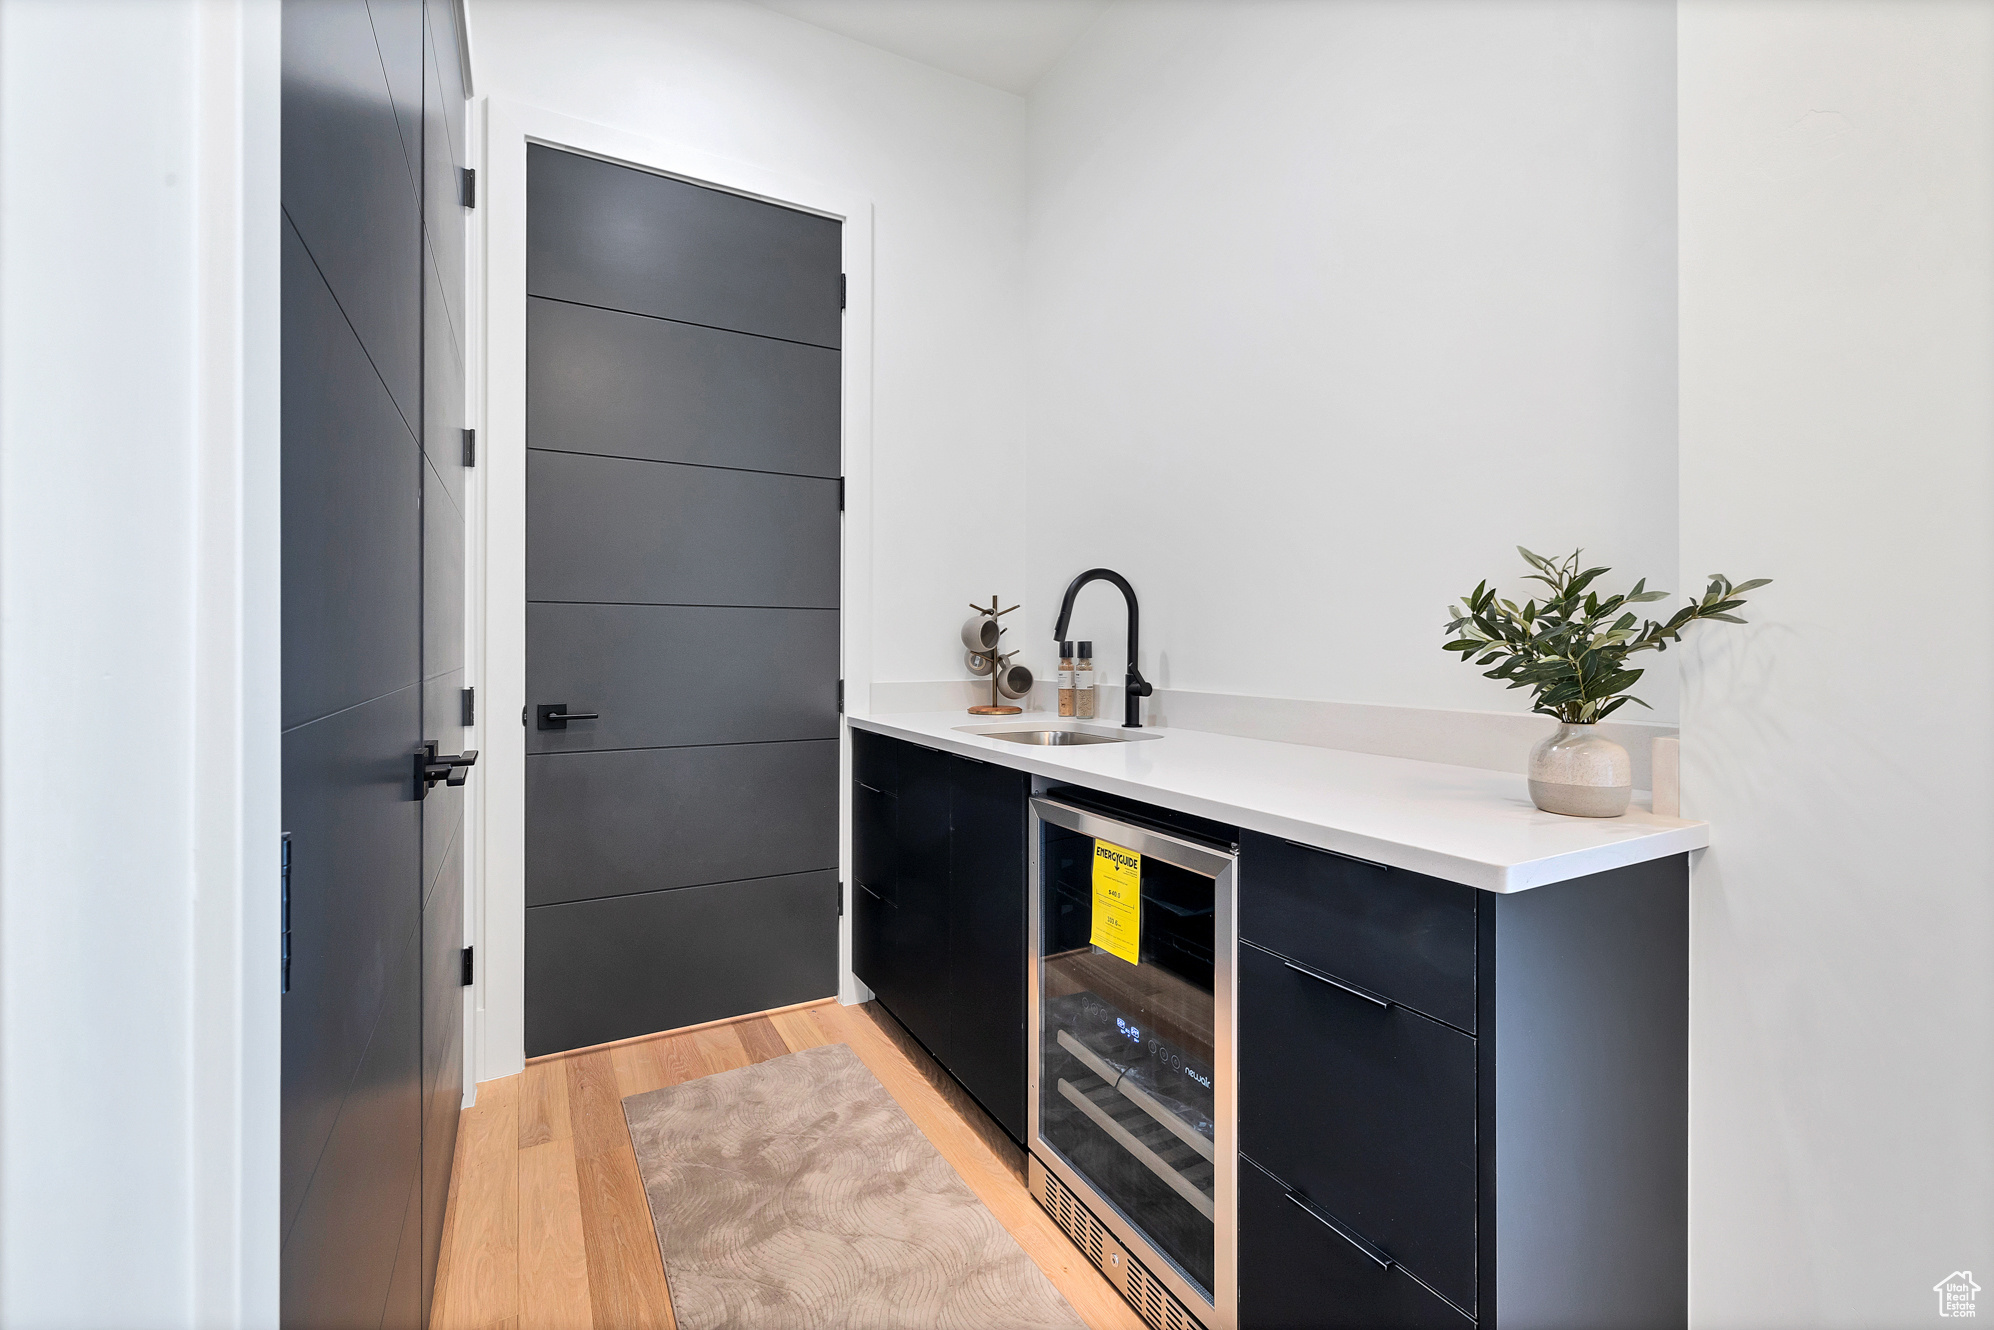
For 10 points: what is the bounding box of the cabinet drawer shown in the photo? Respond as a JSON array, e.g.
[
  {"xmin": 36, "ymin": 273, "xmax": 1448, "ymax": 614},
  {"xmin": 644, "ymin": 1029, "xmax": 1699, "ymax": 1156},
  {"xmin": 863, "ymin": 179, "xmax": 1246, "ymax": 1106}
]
[
  {"xmin": 853, "ymin": 779, "xmax": 897, "ymax": 905},
  {"xmin": 944, "ymin": 757, "xmax": 1030, "ymax": 1143},
  {"xmin": 852, "ymin": 727, "xmax": 899, "ymax": 797},
  {"xmin": 1239, "ymin": 830, "xmax": 1476, "ymax": 1032},
  {"xmin": 881, "ymin": 741, "xmax": 952, "ymax": 1057},
  {"xmin": 851, "ymin": 876, "xmax": 894, "ymax": 999},
  {"xmin": 1238, "ymin": 1156, "xmax": 1470, "ymax": 1330},
  {"xmin": 1238, "ymin": 941, "xmax": 1477, "ymax": 1315}
]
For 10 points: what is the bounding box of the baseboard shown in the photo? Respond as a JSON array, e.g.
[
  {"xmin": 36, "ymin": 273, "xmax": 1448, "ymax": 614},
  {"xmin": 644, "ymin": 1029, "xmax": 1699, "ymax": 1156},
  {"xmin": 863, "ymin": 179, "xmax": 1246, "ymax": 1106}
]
[{"xmin": 519, "ymin": 995, "xmax": 837, "ymax": 1066}]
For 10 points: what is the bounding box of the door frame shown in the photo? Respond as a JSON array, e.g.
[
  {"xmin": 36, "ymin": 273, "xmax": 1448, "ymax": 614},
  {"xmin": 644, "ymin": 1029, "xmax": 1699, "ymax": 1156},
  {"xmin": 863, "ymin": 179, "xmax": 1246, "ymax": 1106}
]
[{"xmin": 468, "ymin": 97, "xmax": 876, "ymax": 1088}]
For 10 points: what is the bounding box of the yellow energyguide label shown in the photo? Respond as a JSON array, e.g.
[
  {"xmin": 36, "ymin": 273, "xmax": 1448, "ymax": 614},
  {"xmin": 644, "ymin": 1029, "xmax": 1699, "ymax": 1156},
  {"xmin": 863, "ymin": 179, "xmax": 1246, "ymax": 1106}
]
[{"xmin": 1091, "ymin": 839, "xmax": 1142, "ymax": 965}]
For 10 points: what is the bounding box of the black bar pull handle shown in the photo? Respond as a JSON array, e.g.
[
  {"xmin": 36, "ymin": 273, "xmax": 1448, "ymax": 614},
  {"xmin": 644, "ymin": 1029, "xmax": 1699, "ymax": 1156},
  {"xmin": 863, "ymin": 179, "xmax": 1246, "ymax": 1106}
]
[
  {"xmin": 1284, "ymin": 1191, "xmax": 1395, "ymax": 1269},
  {"xmin": 1282, "ymin": 957, "xmax": 1391, "ymax": 1009},
  {"xmin": 537, "ymin": 703, "xmax": 599, "ymax": 730}
]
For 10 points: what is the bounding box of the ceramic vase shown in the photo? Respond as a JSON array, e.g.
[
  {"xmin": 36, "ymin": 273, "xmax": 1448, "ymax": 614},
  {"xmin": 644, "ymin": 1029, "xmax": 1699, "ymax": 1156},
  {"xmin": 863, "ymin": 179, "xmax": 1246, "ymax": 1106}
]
[{"xmin": 1528, "ymin": 723, "xmax": 1632, "ymax": 817}]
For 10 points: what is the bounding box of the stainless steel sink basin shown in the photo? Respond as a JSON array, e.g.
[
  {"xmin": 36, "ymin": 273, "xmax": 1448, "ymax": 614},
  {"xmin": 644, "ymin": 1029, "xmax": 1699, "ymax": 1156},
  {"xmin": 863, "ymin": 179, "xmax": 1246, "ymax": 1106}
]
[
  {"xmin": 986, "ymin": 729, "xmax": 1125, "ymax": 746},
  {"xmin": 954, "ymin": 724, "xmax": 1163, "ymax": 746}
]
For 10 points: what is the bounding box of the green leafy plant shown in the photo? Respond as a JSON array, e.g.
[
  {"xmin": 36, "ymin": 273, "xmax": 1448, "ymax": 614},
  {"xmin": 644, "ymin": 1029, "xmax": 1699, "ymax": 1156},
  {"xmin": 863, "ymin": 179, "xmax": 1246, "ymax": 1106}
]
[{"xmin": 1444, "ymin": 548, "xmax": 1769, "ymax": 724}]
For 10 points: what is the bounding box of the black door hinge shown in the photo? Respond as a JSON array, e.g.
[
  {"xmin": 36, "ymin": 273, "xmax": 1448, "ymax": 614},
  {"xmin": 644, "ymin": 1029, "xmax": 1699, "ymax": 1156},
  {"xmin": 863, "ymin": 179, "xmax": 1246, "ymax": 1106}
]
[
  {"xmin": 462, "ymin": 427, "xmax": 476, "ymax": 467},
  {"xmin": 280, "ymin": 834, "xmax": 292, "ymax": 995},
  {"xmin": 838, "ymin": 886, "xmax": 845, "ymax": 918},
  {"xmin": 461, "ymin": 686, "xmax": 476, "ymax": 727},
  {"xmin": 837, "ymin": 679, "xmax": 844, "ymax": 714},
  {"xmin": 461, "ymin": 166, "xmax": 476, "ymax": 208},
  {"xmin": 521, "ymin": 705, "xmax": 528, "ymax": 727},
  {"xmin": 840, "ymin": 273, "xmax": 847, "ymax": 310},
  {"xmin": 838, "ymin": 477, "xmax": 845, "ymax": 512},
  {"xmin": 460, "ymin": 946, "xmax": 474, "ymax": 986}
]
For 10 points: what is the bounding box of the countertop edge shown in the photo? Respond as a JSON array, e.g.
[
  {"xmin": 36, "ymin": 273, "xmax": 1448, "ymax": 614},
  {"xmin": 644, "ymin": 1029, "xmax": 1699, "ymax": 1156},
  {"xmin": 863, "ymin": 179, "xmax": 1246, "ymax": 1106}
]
[{"xmin": 847, "ymin": 712, "xmax": 1709, "ymax": 893}]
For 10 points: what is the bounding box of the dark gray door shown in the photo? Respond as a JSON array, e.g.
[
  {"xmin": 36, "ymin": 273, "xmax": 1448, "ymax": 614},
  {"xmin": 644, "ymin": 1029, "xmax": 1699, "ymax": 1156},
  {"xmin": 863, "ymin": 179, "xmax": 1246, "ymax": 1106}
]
[
  {"xmin": 416, "ymin": 1, "xmax": 470, "ymax": 1314},
  {"xmin": 281, "ymin": 2, "xmax": 467, "ymax": 1325},
  {"xmin": 524, "ymin": 146, "xmax": 841, "ymax": 1056}
]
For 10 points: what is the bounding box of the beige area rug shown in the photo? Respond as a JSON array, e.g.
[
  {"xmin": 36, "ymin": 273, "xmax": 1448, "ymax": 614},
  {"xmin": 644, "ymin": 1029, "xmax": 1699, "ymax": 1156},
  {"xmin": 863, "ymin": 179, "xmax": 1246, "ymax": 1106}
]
[{"xmin": 622, "ymin": 1041, "xmax": 1086, "ymax": 1330}]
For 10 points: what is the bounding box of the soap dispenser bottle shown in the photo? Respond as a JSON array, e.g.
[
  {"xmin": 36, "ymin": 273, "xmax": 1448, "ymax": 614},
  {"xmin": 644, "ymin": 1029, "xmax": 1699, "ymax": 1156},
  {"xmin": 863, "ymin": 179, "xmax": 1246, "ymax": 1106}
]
[
  {"xmin": 1075, "ymin": 641, "xmax": 1097, "ymax": 719},
  {"xmin": 1058, "ymin": 641, "xmax": 1076, "ymax": 718}
]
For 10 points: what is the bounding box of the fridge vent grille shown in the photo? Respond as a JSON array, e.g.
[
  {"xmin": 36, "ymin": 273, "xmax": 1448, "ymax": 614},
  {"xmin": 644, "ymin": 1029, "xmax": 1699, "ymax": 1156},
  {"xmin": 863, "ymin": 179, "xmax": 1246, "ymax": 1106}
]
[
  {"xmin": 1043, "ymin": 1167, "xmax": 1105, "ymax": 1265},
  {"xmin": 1125, "ymin": 1259, "xmax": 1197, "ymax": 1330},
  {"xmin": 1033, "ymin": 1160, "xmax": 1203, "ymax": 1330}
]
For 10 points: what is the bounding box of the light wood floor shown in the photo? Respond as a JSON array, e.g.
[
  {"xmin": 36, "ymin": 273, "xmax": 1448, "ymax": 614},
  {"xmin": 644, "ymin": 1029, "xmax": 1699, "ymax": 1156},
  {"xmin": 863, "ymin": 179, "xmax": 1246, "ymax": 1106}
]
[{"xmin": 429, "ymin": 998, "xmax": 1146, "ymax": 1330}]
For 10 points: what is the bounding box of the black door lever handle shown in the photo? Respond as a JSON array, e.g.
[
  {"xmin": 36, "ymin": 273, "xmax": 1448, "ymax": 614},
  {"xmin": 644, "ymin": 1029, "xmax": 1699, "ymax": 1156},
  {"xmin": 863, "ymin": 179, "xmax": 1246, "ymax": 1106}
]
[
  {"xmin": 537, "ymin": 703, "xmax": 599, "ymax": 730},
  {"xmin": 415, "ymin": 744, "xmax": 479, "ymax": 796}
]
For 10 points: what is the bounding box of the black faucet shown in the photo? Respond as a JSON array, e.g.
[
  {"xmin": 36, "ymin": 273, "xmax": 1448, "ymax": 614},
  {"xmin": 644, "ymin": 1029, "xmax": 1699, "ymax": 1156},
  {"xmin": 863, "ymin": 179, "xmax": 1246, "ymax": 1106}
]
[{"xmin": 1052, "ymin": 568, "xmax": 1154, "ymax": 728}]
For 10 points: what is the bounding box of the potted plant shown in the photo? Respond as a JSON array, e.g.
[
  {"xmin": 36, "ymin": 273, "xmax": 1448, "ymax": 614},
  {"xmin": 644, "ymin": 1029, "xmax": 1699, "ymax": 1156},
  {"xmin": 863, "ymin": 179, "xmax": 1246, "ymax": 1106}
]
[{"xmin": 1443, "ymin": 548, "xmax": 1768, "ymax": 817}]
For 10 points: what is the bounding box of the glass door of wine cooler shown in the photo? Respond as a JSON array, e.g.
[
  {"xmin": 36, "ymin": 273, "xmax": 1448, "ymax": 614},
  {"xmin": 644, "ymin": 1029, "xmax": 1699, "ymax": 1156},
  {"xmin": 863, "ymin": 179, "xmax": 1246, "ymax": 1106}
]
[{"xmin": 1029, "ymin": 796, "xmax": 1237, "ymax": 1330}]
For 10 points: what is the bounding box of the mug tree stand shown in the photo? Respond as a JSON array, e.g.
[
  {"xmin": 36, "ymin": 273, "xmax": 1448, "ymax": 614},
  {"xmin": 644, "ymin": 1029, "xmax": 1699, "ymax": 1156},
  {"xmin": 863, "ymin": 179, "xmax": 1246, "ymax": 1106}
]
[{"xmin": 966, "ymin": 595, "xmax": 1024, "ymax": 716}]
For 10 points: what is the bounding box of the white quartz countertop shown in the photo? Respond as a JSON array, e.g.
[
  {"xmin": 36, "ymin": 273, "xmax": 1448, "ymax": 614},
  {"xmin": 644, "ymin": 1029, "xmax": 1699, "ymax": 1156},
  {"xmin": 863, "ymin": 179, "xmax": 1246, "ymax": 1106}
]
[{"xmin": 848, "ymin": 711, "xmax": 1708, "ymax": 893}]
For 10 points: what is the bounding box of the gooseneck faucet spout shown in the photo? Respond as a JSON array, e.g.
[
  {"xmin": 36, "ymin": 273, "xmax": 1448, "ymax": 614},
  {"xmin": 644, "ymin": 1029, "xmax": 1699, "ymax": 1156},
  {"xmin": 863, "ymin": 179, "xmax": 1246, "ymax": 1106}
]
[{"xmin": 1052, "ymin": 568, "xmax": 1154, "ymax": 728}]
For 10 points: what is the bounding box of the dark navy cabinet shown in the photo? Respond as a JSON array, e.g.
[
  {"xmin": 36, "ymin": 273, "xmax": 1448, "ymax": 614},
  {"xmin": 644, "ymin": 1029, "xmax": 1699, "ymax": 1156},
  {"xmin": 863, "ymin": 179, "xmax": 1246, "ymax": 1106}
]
[
  {"xmin": 1238, "ymin": 1157, "xmax": 1470, "ymax": 1330},
  {"xmin": 846, "ymin": 737, "xmax": 1688, "ymax": 1328},
  {"xmin": 1237, "ymin": 831, "xmax": 1689, "ymax": 1330},
  {"xmin": 1239, "ymin": 940, "xmax": 1478, "ymax": 1315},
  {"xmin": 1241, "ymin": 835, "xmax": 1477, "ymax": 1031},
  {"xmin": 851, "ymin": 731, "xmax": 1030, "ymax": 1142}
]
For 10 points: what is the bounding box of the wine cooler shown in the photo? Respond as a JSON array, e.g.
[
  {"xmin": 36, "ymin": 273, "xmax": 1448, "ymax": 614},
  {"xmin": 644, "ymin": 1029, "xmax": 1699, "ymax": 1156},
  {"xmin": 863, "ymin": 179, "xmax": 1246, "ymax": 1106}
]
[{"xmin": 1028, "ymin": 793, "xmax": 1237, "ymax": 1330}]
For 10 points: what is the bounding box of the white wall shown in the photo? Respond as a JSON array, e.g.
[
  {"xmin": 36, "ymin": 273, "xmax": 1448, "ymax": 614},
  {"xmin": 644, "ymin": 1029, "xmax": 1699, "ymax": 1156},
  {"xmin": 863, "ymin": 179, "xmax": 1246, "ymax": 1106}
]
[
  {"xmin": 0, "ymin": 1, "xmax": 281, "ymax": 1325},
  {"xmin": 1679, "ymin": 3, "xmax": 1994, "ymax": 1324},
  {"xmin": 466, "ymin": 0, "xmax": 1031, "ymax": 688},
  {"xmin": 450, "ymin": 9, "xmax": 1994, "ymax": 1321},
  {"xmin": 1024, "ymin": 0, "xmax": 1681, "ymax": 720}
]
